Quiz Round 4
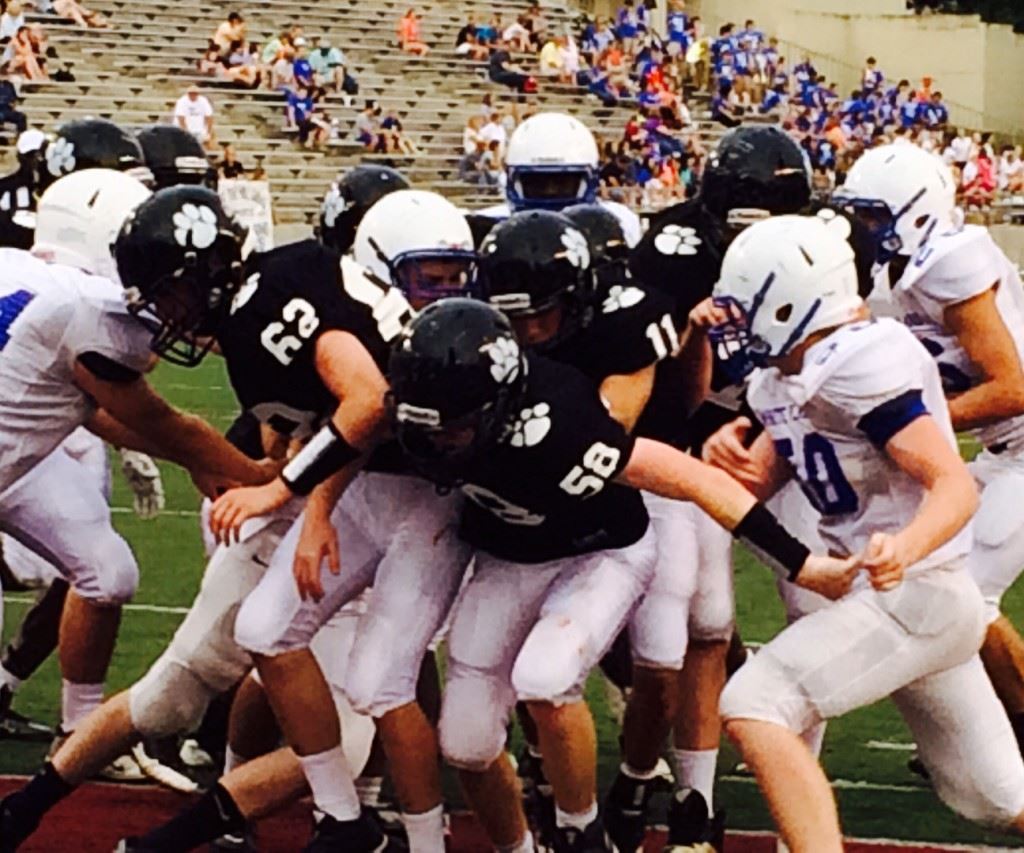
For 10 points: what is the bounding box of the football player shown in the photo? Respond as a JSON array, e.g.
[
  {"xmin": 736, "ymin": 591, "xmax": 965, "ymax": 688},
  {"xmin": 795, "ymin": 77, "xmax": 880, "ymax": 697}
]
[
  {"xmin": 118, "ymin": 188, "xmax": 473, "ymax": 853},
  {"xmin": 473, "ymin": 112, "xmax": 643, "ymax": 247},
  {"xmin": 387, "ymin": 298, "xmax": 857, "ymax": 853},
  {"xmin": 136, "ymin": 124, "xmax": 218, "ymax": 191},
  {"xmin": 600, "ymin": 124, "xmax": 812, "ymax": 849},
  {"xmin": 0, "ymin": 172, "xmax": 274, "ymax": 852},
  {"xmin": 836, "ymin": 144, "xmax": 1024, "ymax": 754},
  {"xmin": 318, "ymin": 163, "xmax": 410, "ymax": 254},
  {"xmin": 475, "ymin": 206, "xmax": 684, "ymax": 845},
  {"xmin": 0, "ymin": 129, "xmax": 46, "ymax": 250},
  {"xmin": 709, "ymin": 213, "xmax": 1024, "ymax": 851}
]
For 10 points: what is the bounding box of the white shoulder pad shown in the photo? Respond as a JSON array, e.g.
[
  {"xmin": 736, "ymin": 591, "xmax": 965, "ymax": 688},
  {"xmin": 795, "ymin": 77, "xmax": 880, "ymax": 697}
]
[{"xmin": 899, "ymin": 226, "xmax": 1005, "ymax": 306}]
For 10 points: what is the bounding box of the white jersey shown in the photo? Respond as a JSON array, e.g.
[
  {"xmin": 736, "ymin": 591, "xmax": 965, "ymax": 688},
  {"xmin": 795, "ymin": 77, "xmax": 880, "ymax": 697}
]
[
  {"xmin": 891, "ymin": 224, "xmax": 1024, "ymax": 451},
  {"xmin": 475, "ymin": 199, "xmax": 644, "ymax": 248},
  {"xmin": 747, "ymin": 318, "xmax": 971, "ymax": 580},
  {"xmin": 0, "ymin": 248, "xmax": 153, "ymax": 494}
]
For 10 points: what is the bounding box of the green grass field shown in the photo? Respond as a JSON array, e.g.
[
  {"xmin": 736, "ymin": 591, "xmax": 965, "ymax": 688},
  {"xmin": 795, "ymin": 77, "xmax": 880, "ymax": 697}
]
[{"xmin": 2, "ymin": 357, "xmax": 1023, "ymax": 847}]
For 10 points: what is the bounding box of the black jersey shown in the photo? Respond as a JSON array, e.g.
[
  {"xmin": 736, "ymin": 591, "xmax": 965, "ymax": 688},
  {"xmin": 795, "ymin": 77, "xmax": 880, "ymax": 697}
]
[
  {"xmin": 457, "ymin": 355, "xmax": 648, "ymax": 563},
  {"xmin": 218, "ymin": 239, "xmax": 412, "ymax": 440},
  {"xmin": 0, "ymin": 167, "xmax": 37, "ymax": 250},
  {"xmin": 546, "ymin": 278, "xmax": 685, "ymax": 382}
]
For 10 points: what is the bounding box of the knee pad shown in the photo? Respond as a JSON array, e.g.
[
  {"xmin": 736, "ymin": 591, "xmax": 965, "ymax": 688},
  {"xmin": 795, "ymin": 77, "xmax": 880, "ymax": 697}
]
[
  {"xmin": 688, "ymin": 598, "xmax": 734, "ymax": 643},
  {"xmin": 82, "ymin": 537, "xmax": 139, "ymax": 605},
  {"xmin": 718, "ymin": 651, "xmax": 818, "ymax": 735},
  {"xmin": 438, "ymin": 666, "xmax": 511, "ymax": 772},
  {"xmin": 931, "ymin": 762, "xmax": 1024, "ymax": 829},
  {"xmin": 631, "ymin": 591, "xmax": 690, "ymax": 671},
  {"xmin": 129, "ymin": 657, "xmax": 216, "ymax": 737},
  {"xmin": 512, "ymin": 618, "xmax": 590, "ymax": 703},
  {"xmin": 234, "ymin": 591, "xmax": 308, "ymax": 656}
]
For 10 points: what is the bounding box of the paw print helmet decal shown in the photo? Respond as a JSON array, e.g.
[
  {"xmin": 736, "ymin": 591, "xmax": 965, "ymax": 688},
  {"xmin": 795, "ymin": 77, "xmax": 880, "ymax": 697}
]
[
  {"xmin": 317, "ymin": 164, "xmax": 410, "ymax": 254},
  {"xmin": 40, "ymin": 118, "xmax": 152, "ymax": 192},
  {"xmin": 477, "ymin": 210, "xmax": 596, "ymax": 352},
  {"xmin": 114, "ymin": 185, "xmax": 249, "ymax": 367},
  {"xmin": 563, "ymin": 203, "xmax": 630, "ymax": 286},
  {"xmin": 653, "ymin": 224, "xmax": 703, "ymax": 256},
  {"xmin": 388, "ymin": 298, "xmax": 527, "ymax": 485}
]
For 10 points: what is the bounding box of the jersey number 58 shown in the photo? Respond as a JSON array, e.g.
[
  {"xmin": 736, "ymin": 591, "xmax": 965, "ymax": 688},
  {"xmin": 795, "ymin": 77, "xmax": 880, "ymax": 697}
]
[{"xmin": 560, "ymin": 442, "xmax": 622, "ymax": 499}]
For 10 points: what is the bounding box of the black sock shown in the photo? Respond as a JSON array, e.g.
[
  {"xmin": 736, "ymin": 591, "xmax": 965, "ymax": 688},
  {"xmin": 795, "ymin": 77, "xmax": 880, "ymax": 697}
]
[
  {"xmin": 10, "ymin": 762, "xmax": 74, "ymax": 820},
  {"xmin": 135, "ymin": 783, "xmax": 245, "ymax": 850},
  {"xmin": 608, "ymin": 768, "xmax": 651, "ymax": 808}
]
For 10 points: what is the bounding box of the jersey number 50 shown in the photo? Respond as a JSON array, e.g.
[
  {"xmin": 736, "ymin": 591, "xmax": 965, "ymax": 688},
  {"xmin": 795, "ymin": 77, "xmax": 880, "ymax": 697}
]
[{"xmin": 774, "ymin": 433, "xmax": 858, "ymax": 516}]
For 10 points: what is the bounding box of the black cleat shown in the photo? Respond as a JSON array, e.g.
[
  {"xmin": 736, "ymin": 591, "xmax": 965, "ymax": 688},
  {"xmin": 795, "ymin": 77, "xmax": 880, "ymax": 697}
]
[
  {"xmin": 553, "ymin": 815, "xmax": 616, "ymax": 852},
  {"xmin": 0, "ymin": 686, "xmax": 54, "ymax": 743},
  {"xmin": 907, "ymin": 754, "xmax": 931, "ymax": 781},
  {"xmin": 0, "ymin": 792, "xmax": 41, "ymax": 853},
  {"xmin": 209, "ymin": 824, "xmax": 257, "ymax": 852},
  {"xmin": 364, "ymin": 804, "xmax": 409, "ymax": 846},
  {"xmin": 663, "ymin": 789, "xmax": 725, "ymax": 852},
  {"xmin": 302, "ymin": 811, "xmax": 408, "ymax": 852},
  {"xmin": 603, "ymin": 771, "xmax": 654, "ymax": 853}
]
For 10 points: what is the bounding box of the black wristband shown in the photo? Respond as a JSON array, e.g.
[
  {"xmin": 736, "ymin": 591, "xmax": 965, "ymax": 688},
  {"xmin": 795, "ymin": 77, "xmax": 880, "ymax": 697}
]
[
  {"xmin": 733, "ymin": 502, "xmax": 811, "ymax": 582},
  {"xmin": 281, "ymin": 421, "xmax": 362, "ymax": 496}
]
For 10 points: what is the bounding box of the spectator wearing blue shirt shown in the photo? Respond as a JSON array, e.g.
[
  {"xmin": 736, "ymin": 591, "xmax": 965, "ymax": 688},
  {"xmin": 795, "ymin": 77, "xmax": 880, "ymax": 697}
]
[
  {"xmin": 794, "ymin": 55, "xmax": 816, "ymax": 89},
  {"xmin": 899, "ymin": 96, "xmax": 919, "ymax": 128},
  {"xmin": 666, "ymin": 0, "xmax": 688, "ymax": 55},
  {"xmin": 711, "ymin": 80, "xmax": 741, "ymax": 128},
  {"xmin": 293, "ymin": 39, "xmax": 314, "ymax": 88},
  {"xmin": 772, "ymin": 56, "xmax": 790, "ymax": 92},
  {"xmin": 861, "ymin": 56, "xmax": 884, "ymax": 94},
  {"xmin": 759, "ymin": 85, "xmax": 788, "ymax": 116},
  {"xmin": 923, "ymin": 92, "xmax": 949, "ymax": 128},
  {"xmin": 615, "ymin": 0, "xmax": 639, "ymax": 50},
  {"xmin": 739, "ymin": 19, "xmax": 763, "ymax": 49}
]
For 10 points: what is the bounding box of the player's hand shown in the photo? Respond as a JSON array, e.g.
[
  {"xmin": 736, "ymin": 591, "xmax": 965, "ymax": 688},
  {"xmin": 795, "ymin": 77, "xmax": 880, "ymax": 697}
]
[
  {"xmin": 209, "ymin": 479, "xmax": 293, "ymax": 545},
  {"xmin": 189, "ymin": 469, "xmax": 238, "ymax": 500},
  {"xmin": 794, "ymin": 553, "xmax": 860, "ymax": 601},
  {"xmin": 702, "ymin": 417, "xmax": 761, "ymax": 480},
  {"xmin": 687, "ymin": 297, "xmax": 732, "ymax": 332},
  {"xmin": 292, "ymin": 508, "xmax": 340, "ymax": 602},
  {"xmin": 119, "ymin": 449, "xmax": 165, "ymax": 520},
  {"xmin": 859, "ymin": 532, "xmax": 906, "ymax": 592}
]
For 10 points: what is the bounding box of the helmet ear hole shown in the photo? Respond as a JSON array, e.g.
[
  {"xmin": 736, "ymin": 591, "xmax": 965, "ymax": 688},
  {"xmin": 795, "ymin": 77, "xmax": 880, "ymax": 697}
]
[
  {"xmin": 775, "ymin": 304, "xmax": 793, "ymax": 323},
  {"xmin": 914, "ymin": 213, "xmax": 930, "ymax": 228}
]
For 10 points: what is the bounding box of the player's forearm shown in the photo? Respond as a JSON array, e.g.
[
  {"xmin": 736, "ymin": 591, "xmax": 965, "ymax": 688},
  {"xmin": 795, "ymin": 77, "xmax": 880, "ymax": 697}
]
[
  {"xmin": 948, "ymin": 380, "xmax": 1024, "ymax": 431},
  {"xmin": 156, "ymin": 413, "xmax": 268, "ymax": 484},
  {"xmin": 674, "ymin": 330, "xmax": 712, "ymax": 416},
  {"xmin": 896, "ymin": 469, "xmax": 978, "ymax": 568},
  {"xmin": 86, "ymin": 408, "xmax": 165, "ymax": 456}
]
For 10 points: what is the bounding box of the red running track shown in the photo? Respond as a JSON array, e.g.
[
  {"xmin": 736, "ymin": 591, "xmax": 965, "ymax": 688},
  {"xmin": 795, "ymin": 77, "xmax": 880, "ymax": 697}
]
[{"xmin": 0, "ymin": 777, "xmax": 1007, "ymax": 852}]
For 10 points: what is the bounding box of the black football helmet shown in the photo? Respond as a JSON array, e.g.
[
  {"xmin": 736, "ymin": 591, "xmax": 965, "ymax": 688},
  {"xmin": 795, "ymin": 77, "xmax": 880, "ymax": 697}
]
[
  {"xmin": 476, "ymin": 210, "xmax": 595, "ymax": 351},
  {"xmin": 700, "ymin": 125, "xmax": 811, "ymax": 221},
  {"xmin": 114, "ymin": 186, "xmax": 248, "ymax": 367},
  {"xmin": 388, "ymin": 298, "xmax": 526, "ymax": 485},
  {"xmin": 318, "ymin": 164, "xmax": 410, "ymax": 254},
  {"xmin": 40, "ymin": 118, "xmax": 152, "ymax": 190},
  {"xmin": 137, "ymin": 125, "xmax": 217, "ymax": 190},
  {"xmin": 562, "ymin": 203, "xmax": 629, "ymax": 285}
]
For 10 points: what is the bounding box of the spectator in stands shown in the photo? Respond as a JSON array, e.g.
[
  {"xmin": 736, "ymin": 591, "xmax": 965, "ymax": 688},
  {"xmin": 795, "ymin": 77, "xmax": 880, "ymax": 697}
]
[
  {"xmin": 261, "ymin": 28, "xmax": 291, "ymax": 65},
  {"xmin": 0, "ymin": 73, "xmax": 26, "ymax": 133},
  {"xmin": 474, "ymin": 15, "xmax": 497, "ymax": 45},
  {"xmin": 52, "ymin": 0, "xmax": 108, "ymax": 29},
  {"xmin": 1, "ymin": 2, "xmax": 26, "ymax": 41},
  {"xmin": 355, "ymin": 99, "xmax": 383, "ymax": 149},
  {"xmin": 614, "ymin": 0, "xmax": 639, "ymax": 53},
  {"xmin": 559, "ymin": 33, "xmax": 580, "ymax": 83},
  {"xmin": 397, "ymin": 8, "xmax": 429, "ymax": 56},
  {"xmin": 287, "ymin": 83, "xmax": 330, "ymax": 149},
  {"xmin": 455, "ymin": 14, "xmax": 477, "ymax": 49},
  {"xmin": 538, "ymin": 34, "xmax": 563, "ymax": 78},
  {"xmin": 174, "ymin": 84, "xmax": 215, "ymax": 149},
  {"xmin": 481, "ymin": 138, "xmax": 503, "ymax": 185},
  {"xmin": 270, "ymin": 45, "xmax": 296, "ymax": 92},
  {"xmin": 463, "ymin": 114, "xmax": 483, "ymax": 154},
  {"xmin": 213, "ymin": 12, "xmax": 246, "ymax": 58},
  {"xmin": 862, "ymin": 56, "xmax": 884, "ymax": 93},
  {"xmin": 309, "ymin": 35, "xmax": 348, "ymax": 94},
  {"xmin": 962, "ymin": 148, "xmax": 996, "ymax": 208},
  {"xmin": 502, "ymin": 15, "xmax": 531, "ymax": 52},
  {"xmin": 456, "ymin": 32, "xmax": 488, "ymax": 61},
  {"xmin": 381, "ymin": 110, "xmax": 419, "ymax": 156},
  {"xmin": 6, "ymin": 25, "xmax": 45, "ymax": 80},
  {"xmin": 712, "ymin": 79, "xmax": 742, "ymax": 127},
  {"xmin": 198, "ymin": 41, "xmax": 226, "ymax": 76},
  {"xmin": 458, "ymin": 139, "xmax": 487, "ymax": 185},
  {"xmin": 479, "ymin": 109, "xmax": 508, "ymax": 155},
  {"xmin": 218, "ymin": 142, "xmax": 246, "ymax": 179},
  {"xmin": 292, "ymin": 38, "xmax": 313, "ymax": 87},
  {"xmin": 998, "ymin": 145, "xmax": 1024, "ymax": 193},
  {"xmin": 487, "ymin": 41, "xmax": 532, "ymax": 92}
]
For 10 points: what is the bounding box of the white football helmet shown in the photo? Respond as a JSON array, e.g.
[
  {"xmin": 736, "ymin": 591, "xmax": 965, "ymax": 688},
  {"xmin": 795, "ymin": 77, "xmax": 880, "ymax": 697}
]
[
  {"xmin": 505, "ymin": 112, "xmax": 599, "ymax": 212},
  {"xmin": 34, "ymin": 168, "xmax": 152, "ymax": 280},
  {"xmin": 712, "ymin": 214, "xmax": 861, "ymax": 378},
  {"xmin": 353, "ymin": 189, "xmax": 476, "ymax": 304},
  {"xmin": 835, "ymin": 143, "xmax": 957, "ymax": 263}
]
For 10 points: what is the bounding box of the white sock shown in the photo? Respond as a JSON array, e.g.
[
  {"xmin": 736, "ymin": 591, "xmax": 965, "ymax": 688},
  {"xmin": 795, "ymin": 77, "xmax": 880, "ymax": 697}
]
[
  {"xmin": 402, "ymin": 804, "xmax": 445, "ymax": 853},
  {"xmin": 297, "ymin": 745, "xmax": 361, "ymax": 822},
  {"xmin": 0, "ymin": 664, "xmax": 22, "ymax": 692},
  {"xmin": 800, "ymin": 721, "xmax": 827, "ymax": 759},
  {"xmin": 621, "ymin": 761, "xmax": 660, "ymax": 781},
  {"xmin": 498, "ymin": 834, "xmax": 536, "ymax": 853},
  {"xmin": 555, "ymin": 801, "xmax": 597, "ymax": 831},
  {"xmin": 223, "ymin": 746, "xmax": 247, "ymax": 775},
  {"xmin": 670, "ymin": 748, "xmax": 718, "ymax": 813},
  {"xmin": 60, "ymin": 680, "xmax": 103, "ymax": 732},
  {"xmin": 355, "ymin": 775, "xmax": 383, "ymax": 808}
]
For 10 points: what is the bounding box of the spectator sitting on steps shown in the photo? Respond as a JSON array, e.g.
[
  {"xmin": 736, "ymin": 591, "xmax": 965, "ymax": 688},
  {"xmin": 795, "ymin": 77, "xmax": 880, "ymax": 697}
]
[
  {"xmin": 52, "ymin": 0, "xmax": 108, "ymax": 29},
  {"xmin": 213, "ymin": 11, "xmax": 246, "ymax": 58},
  {"xmin": 0, "ymin": 73, "xmax": 26, "ymax": 133},
  {"xmin": 218, "ymin": 142, "xmax": 246, "ymax": 179},
  {"xmin": 309, "ymin": 35, "xmax": 347, "ymax": 94},
  {"xmin": 6, "ymin": 25, "xmax": 46, "ymax": 81},
  {"xmin": 0, "ymin": 2, "xmax": 26, "ymax": 41},
  {"xmin": 398, "ymin": 8, "xmax": 429, "ymax": 56},
  {"xmin": 223, "ymin": 40, "xmax": 261, "ymax": 88},
  {"xmin": 488, "ymin": 40, "xmax": 533, "ymax": 93},
  {"xmin": 270, "ymin": 45, "xmax": 296, "ymax": 93},
  {"xmin": 456, "ymin": 31, "xmax": 488, "ymax": 61}
]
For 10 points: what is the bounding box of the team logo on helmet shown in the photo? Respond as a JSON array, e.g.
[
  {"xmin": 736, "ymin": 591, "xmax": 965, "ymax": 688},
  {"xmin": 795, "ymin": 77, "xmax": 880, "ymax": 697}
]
[
  {"xmin": 483, "ymin": 337, "xmax": 521, "ymax": 385},
  {"xmin": 321, "ymin": 187, "xmax": 350, "ymax": 228},
  {"xmin": 509, "ymin": 403, "xmax": 552, "ymax": 448},
  {"xmin": 602, "ymin": 284, "xmax": 646, "ymax": 314},
  {"xmin": 172, "ymin": 203, "xmax": 219, "ymax": 249},
  {"xmin": 46, "ymin": 138, "xmax": 76, "ymax": 177},
  {"xmin": 560, "ymin": 227, "xmax": 590, "ymax": 269},
  {"xmin": 654, "ymin": 224, "xmax": 702, "ymax": 256}
]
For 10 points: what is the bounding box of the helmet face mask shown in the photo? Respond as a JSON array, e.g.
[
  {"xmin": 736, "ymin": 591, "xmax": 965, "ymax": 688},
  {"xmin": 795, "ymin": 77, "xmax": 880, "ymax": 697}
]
[
  {"xmin": 507, "ymin": 166, "xmax": 599, "ymax": 212},
  {"xmin": 834, "ymin": 189, "xmax": 925, "ymax": 265},
  {"xmin": 391, "ymin": 250, "xmax": 478, "ymax": 307}
]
